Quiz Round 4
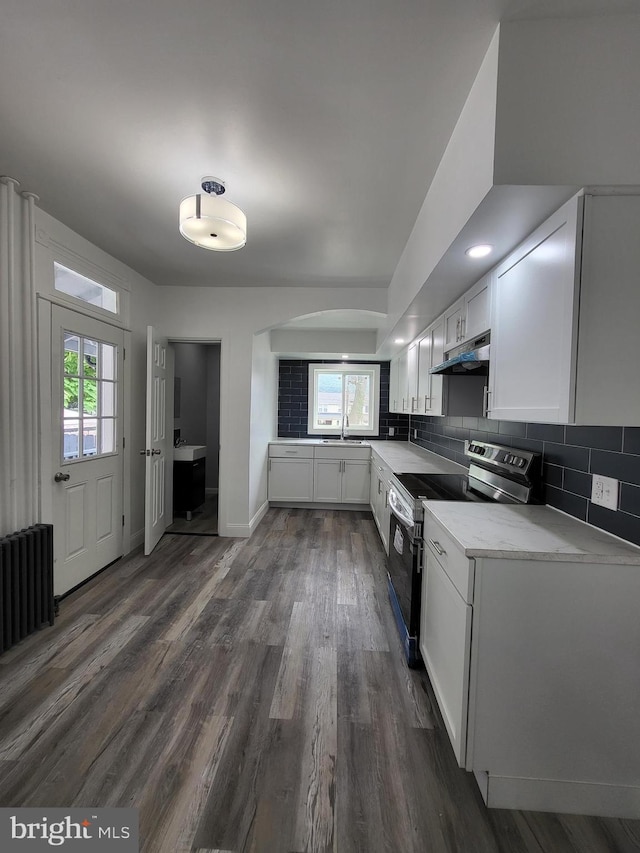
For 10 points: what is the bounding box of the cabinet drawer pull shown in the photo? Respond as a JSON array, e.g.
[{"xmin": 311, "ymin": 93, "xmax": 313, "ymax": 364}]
[{"xmin": 429, "ymin": 538, "xmax": 445, "ymax": 556}]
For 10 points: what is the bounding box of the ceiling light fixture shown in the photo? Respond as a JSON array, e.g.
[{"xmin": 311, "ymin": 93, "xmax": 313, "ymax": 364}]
[
  {"xmin": 342, "ymin": 354, "xmax": 349, "ymax": 359},
  {"xmin": 394, "ymin": 338, "xmax": 405, "ymax": 344},
  {"xmin": 179, "ymin": 177, "xmax": 247, "ymax": 251},
  {"xmin": 465, "ymin": 244, "xmax": 493, "ymax": 259}
]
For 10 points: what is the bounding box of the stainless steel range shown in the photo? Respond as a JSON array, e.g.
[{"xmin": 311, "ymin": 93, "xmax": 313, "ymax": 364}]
[{"xmin": 386, "ymin": 440, "xmax": 541, "ymax": 667}]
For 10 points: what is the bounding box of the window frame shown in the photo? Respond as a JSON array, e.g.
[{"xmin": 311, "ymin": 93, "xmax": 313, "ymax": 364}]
[{"xmin": 307, "ymin": 363, "xmax": 380, "ymax": 437}]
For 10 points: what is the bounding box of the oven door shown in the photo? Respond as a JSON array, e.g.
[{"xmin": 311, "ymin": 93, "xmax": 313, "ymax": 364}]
[{"xmin": 387, "ymin": 495, "xmax": 422, "ymax": 666}]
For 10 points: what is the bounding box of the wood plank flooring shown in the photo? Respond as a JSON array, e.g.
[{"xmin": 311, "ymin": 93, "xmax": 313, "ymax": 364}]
[
  {"xmin": 167, "ymin": 493, "xmax": 219, "ymax": 535},
  {"xmin": 0, "ymin": 508, "xmax": 638, "ymax": 852}
]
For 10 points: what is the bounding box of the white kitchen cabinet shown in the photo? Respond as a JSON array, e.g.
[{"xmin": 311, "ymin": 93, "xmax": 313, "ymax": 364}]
[
  {"xmin": 462, "ymin": 273, "xmax": 492, "ymax": 342},
  {"xmin": 488, "ymin": 191, "xmax": 640, "ymax": 425},
  {"xmin": 421, "ymin": 507, "xmax": 640, "ymax": 818},
  {"xmin": 444, "ymin": 299, "xmax": 464, "ymax": 350},
  {"xmin": 416, "ymin": 315, "xmax": 445, "ymax": 416},
  {"xmin": 313, "ymin": 445, "xmax": 371, "ymax": 504},
  {"xmin": 369, "ymin": 452, "xmax": 392, "ymax": 553},
  {"xmin": 390, "ymin": 344, "xmax": 418, "ymax": 414},
  {"xmin": 389, "ymin": 350, "xmax": 409, "ymax": 414},
  {"xmin": 444, "ymin": 275, "xmax": 493, "ymax": 352},
  {"xmin": 407, "ymin": 342, "xmax": 419, "ymax": 413},
  {"xmin": 267, "ymin": 445, "xmax": 314, "ymax": 501},
  {"xmin": 421, "ymin": 546, "xmax": 472, "ymax": 765},
  {"xmin": 488, "ymin": 197, "xmax": 580, "ymax": 423},
  {"xmin": 389, "ymin": 355, "xmax": 401, "ymax": 413}
]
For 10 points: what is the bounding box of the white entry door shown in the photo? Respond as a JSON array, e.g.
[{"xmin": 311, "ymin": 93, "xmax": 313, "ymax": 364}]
[
  {"xmin": 144, "ymin": 326, "xmax": 169, "ymax": 555},
  {"xmin": 51, "ymin": 305, "xmax": 124, "ymax": 596}
]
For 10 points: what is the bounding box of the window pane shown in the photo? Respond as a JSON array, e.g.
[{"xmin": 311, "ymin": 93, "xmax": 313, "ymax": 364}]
[
  {"xmin": 64, "ymin": 334, "xmax": 80, "ymax": 377},
  {"xmin": 100, "ymin": 418, "xmax": 115, "ymax": 455},
  {"xmin": 315, "ymin": 372, "xmax": 343, "ymax": 429},
  {"xmin": 64, "ymin": 377, "xmax": 80, "ymax": 412},
  {"xmin": 100, "ymin": 381, "xmax": 115, "ymax": 417},
  {"xmin": 63, "ymin": 420, "xmax": 80, "ymax": 460},
  {"xmin": 83, "ymin": 339, "xmax": 98, "ymax": 377},
  {"xmin": 54, "ymin": 262, "xmax": 118, "ymax": 314},
  {"xmin": 345, "ymin": 374, "xmax": 371, "ymax": 429},
  {"xmin": 83, "ymin": 419, "xmax": 98, "ymax": 457},
  {"xmin": 100, "ymin": 343, "xmax": 116, "ymax": 381},
  {"xmin": 83, "ymin": 379, "xmax": 98, "ymax": 415}
]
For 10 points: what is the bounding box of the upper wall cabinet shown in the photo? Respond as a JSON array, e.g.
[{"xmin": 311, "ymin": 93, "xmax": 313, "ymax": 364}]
[
  {"xmin": 488, "ymin": 192, "xmax": 640, "ymax": 425},
  {"xmin": 444, "ymin": 274, "xmax": 493, "ymax": 351}
]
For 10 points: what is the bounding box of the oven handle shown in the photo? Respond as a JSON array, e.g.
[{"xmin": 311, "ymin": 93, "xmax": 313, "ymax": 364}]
[{"xmin": 388, "ymin": 488, "xmax": 415, "ymax": 532}]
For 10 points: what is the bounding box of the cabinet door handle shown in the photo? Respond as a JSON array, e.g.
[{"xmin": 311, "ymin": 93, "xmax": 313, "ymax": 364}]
[
  {"xmin": 378, "ymin": 478, "xmax": 382, "ymax": 495},
  {"xmin": 456, "ymin": 317, "xmax": 460, "ymax": 341},
  {"xmin": 460, "ymin": 317, "xmax": 465, "ymax": 340},
  {"xmin": 429, "ymin": 539, "xmax": 445, "ymax": 556},
  {"xmin": 482, "ymin": 385, "xmax": 492, "ymax": 417},
  {"xmin": 268, "ymin": 458, "xmax": 272, "ymax": 471},
  {"xmin": 384, "ymin": 491, "xmax": 389, "ymax": 508}
]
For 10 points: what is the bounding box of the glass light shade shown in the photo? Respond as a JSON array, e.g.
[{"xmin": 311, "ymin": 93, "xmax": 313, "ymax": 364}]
[{"xmin": 179, "ymin": 193, "xmax": 247, "ymax": 251}]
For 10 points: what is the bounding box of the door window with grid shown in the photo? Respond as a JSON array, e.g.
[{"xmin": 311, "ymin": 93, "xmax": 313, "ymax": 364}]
[{"xmin": 62, "ymin": 332, "xmax": 117, "ymax": 460}]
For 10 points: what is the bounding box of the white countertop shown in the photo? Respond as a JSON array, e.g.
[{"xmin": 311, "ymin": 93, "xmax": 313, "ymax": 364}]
[
  {"xmin": 424, "ymin": 502, "xmax": 640, "ymax": 565},
  {"xmin": 369, "ymin": 440, "xmax": 467, "ymax": 475},
  {"xmin": 270, "ymin": 438, "xmax": 466, "ymax": 474}
]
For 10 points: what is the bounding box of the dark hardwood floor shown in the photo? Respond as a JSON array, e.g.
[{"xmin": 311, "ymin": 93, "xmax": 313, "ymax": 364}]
[
  {"xmin": 166, "ymin": 493, "xmax": 219, "ymax": 535},
  {"xmin": 0, "ymin": 508, "xmax": 638, "ymax": 852}
]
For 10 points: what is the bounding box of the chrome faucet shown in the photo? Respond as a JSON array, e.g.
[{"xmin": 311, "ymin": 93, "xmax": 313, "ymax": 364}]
[{"xmin": 341, "ymin": 413, "xmax": 349, "ymax": 440}]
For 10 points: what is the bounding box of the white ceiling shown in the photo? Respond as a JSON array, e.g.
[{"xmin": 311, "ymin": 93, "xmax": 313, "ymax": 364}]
[{"xmin": 1, "ymin": 0, "xmax": 634, "ymax": 293}]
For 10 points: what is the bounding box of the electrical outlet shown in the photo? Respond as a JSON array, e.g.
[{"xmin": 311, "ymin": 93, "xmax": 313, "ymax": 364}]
[
  {"xmin": 591, "ymin": 474, "xmax": 619, "ymax": 511},
  {"xmin": 413, "ymin": 429, "xmax": 418, "ymax": 439},
  {"xmin": 388, "ymin": 427, "xmax": 395, "ymax": 437}
]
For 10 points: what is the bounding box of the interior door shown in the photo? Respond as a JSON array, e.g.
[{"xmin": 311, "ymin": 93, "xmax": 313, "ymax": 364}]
[
  {"xmin": 51, "ymin": 305, "xmax": 124, "ymax": 596},
  {"xmin": 144, "ymin": 325, "xmax": 169, "ymax": 554}
]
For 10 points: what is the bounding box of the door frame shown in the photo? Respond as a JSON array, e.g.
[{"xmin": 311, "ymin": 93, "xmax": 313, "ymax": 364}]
[{"xmin": 37, "ymin": 295, "xmax": 132, "ymax": 562}]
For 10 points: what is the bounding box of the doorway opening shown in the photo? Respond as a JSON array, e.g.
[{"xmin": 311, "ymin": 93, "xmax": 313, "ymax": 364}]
[{"xmin": 165, "ymin": 341, "xmax": 221, "ymax": 537}]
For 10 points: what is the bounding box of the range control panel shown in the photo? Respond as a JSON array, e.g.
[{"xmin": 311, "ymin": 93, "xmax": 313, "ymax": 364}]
[{"xmin": 466, "ymin": 440, "xmax": 536, "ymax": 475}]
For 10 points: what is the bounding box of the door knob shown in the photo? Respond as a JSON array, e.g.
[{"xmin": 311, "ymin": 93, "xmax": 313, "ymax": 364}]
[
  {"xmin": 54, "ymin": 472, "xmax": 70, "ymax": 482},
  {"xmin": 152, "ymin": 448, "xmax": 161, "ymax": 455}
]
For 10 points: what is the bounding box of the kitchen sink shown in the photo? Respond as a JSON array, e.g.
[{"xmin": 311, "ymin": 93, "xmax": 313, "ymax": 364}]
[{"xmin": 321, "ymin": 439, "xmax": 365, "ymax": 445}]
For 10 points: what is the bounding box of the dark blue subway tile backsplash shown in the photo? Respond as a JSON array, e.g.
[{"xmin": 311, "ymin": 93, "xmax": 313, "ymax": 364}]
[
  {"xmin": 410, "ymin": 414, "xmax": 640, "ymax": 548},
  {"xmin": 276, "ymin": 361, "xmax": 640, "ymax": 547}
]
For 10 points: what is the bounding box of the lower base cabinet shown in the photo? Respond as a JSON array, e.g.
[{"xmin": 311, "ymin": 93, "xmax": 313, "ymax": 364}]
[
  {"xmin": 370, "ymin": 453, "xmax": 392, "ymax": 554},
  {"xmin": 173, "ymin": 459, "xmax": 206, "ymax": 516},
  {"xmin": 313, "ymin": 458, "xmax": 370, "ymax": 503},
  {"xmin": 268, "ymin": 443, "xmax": 370, "ymax": 504},
  {"xmin": 420, "ymin": 512, "xmax": 640, "ymax": 818},
  {"xmin": 267, "ymin": 445, "xmax": 314, "ymax": 501}
]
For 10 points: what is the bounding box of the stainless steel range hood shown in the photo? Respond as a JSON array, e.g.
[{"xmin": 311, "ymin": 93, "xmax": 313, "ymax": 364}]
[{"xmin": 430, "ymin": 333, "xmax": 490, "ymax": 376}]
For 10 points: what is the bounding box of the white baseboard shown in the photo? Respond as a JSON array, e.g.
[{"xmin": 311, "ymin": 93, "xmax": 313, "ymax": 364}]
[
  {"xmin": 250, "ymin": 499, "xmax": 269, "ymax": 534},
  {"xmin": 129, "ymin": 527, "xmax": 144, "ymax": 552}
]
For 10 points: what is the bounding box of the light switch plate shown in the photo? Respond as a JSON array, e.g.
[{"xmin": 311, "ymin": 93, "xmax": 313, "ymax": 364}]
[{"xmin": 591, "ymin": 474, "xmax": 619, "ymax": 510}]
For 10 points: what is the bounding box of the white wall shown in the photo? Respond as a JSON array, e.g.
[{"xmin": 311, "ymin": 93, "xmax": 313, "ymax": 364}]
[
  {"xmin": 173, "ymin": 343, "xmax": 208, "ymax": 444},
  {"xmin": 494, "ymin": 15, "xmax": 640, "ymax": 186},
  {"xmin": 249, "ymin": 331, "xmax": 277, "ymax": 529},
  {"xmin": 382, "ymin": 27, "xmax": 499, "ymax": 346},
  {"xmin": 154, "ymin": 285, "xmax": 386, "ymax": 536}
]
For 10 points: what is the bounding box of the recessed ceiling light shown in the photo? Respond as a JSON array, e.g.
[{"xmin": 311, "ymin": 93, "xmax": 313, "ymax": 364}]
[
  {"xmin": 394, "ymin": 338, "xmax": 405, "ymax": 344},
  {"xmin": 465, "ymin": 244, "xmax": 493, "ymax": 259}
]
